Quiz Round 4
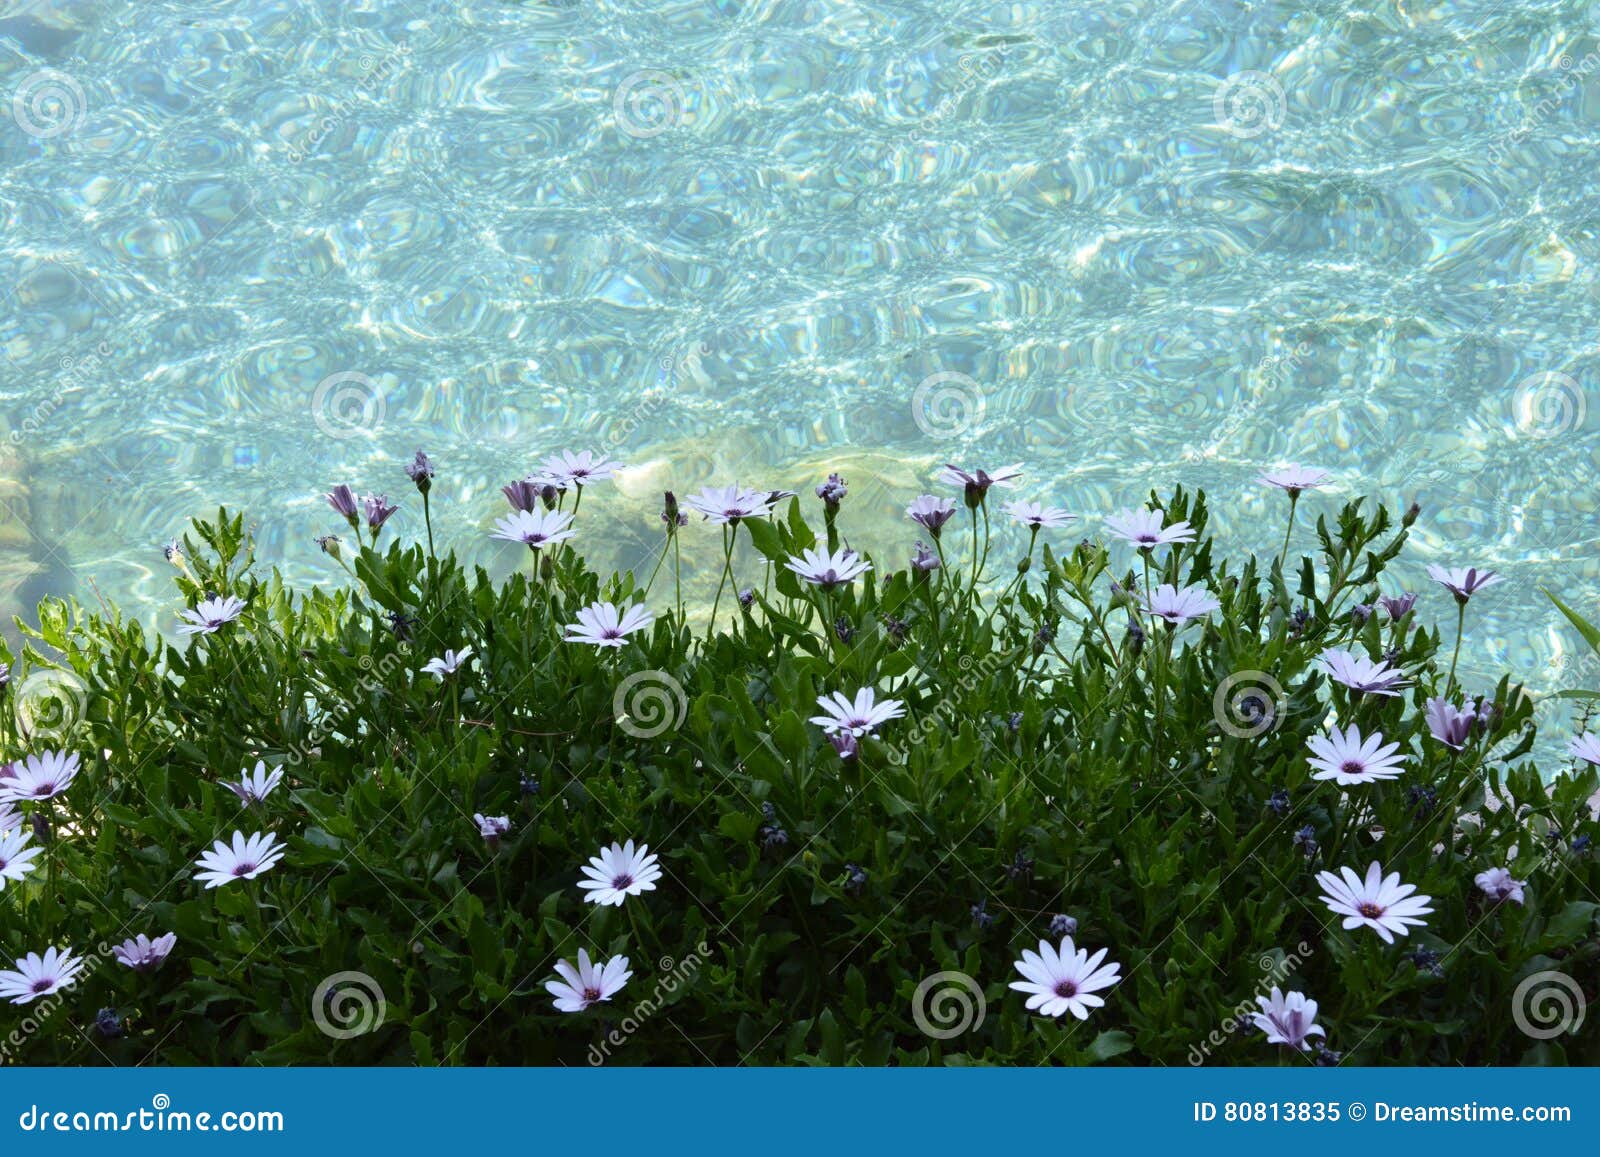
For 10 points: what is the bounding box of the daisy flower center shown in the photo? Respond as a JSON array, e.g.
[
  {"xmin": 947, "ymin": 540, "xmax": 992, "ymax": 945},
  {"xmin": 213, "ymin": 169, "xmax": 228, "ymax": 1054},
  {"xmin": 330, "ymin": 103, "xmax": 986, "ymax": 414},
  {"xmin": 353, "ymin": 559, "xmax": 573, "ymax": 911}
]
[
  {"xmin": 1138, "ymin": 534, "xmax": 1158, "ymax": 544},
  {"xmin": 611, "ymin": 872, "xmax": 634, "ymax": 890},
  {"xmin": 1053, "ymin": 979, "xmax": 1079, "ymax": 998},
  {"xmin": 582, "ymin": 986, "xmax": 602, "ymax": 1003},
  {"xmin": 1340, "ymin": 760, "xmax": 1365, "ymax": 775},
  {"xmin": 31, "ymin": 979, "xmax": 53, "ymax": 994},
  {"xmin": 232, "ymin": 861, "xmax": 257, "ymax": 877},
  {"xmin": 1357, "ymin": 901, "xmax": 1385, "ymax": 919},
  {"xmin": 33, "ymin": 783, "xmax": 54, "ymax": 796}
]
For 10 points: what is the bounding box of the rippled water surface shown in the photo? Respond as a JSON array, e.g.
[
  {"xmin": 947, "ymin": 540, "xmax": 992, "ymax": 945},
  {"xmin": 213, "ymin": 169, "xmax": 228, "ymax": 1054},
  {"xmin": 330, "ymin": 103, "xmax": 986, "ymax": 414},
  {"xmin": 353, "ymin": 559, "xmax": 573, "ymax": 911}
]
[{"xmin": 1, "ymin": 0, "xmax": 1598, "ymax": 745}]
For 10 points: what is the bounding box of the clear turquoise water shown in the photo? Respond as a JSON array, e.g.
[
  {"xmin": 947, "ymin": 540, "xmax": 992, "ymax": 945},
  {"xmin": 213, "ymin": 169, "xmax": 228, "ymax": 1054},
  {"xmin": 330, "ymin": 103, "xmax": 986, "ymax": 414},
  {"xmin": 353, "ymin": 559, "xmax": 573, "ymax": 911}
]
[{"xmin": 1, "ymin": 0, "xmax": 1597, "ymax": 746}]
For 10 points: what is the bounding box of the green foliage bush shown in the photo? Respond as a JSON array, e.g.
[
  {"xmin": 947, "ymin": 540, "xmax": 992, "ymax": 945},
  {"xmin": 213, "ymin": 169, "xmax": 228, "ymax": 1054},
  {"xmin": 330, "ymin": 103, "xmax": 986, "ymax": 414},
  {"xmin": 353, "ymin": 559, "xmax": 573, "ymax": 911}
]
[{"xmin": 1, "ymin": 474, "xmax": 1595, "ymax": 1065}]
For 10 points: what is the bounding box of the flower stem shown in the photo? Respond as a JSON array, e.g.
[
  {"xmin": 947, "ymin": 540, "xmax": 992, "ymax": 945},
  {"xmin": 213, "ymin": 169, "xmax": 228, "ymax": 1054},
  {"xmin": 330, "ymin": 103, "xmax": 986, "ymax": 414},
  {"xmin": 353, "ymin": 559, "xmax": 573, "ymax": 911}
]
[
  {"xmin": 708, "ymin": 525, "xmax": 734, "ymax": 634},
  {"xmin": 1278, "ymin": 493, "xmax": 1299, "ymax": 569},
  {"xmin": 1447, "ymin": 601, "xmax": 1466, "ymax": 692}
]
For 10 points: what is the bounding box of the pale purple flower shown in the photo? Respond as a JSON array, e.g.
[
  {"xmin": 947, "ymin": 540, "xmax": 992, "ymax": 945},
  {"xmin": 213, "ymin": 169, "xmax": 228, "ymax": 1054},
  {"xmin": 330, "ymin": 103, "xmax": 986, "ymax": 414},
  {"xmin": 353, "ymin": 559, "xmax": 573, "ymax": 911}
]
[
  {"xmin": 1474, "ymin": 866, "xmax": 1526, "ymax": 905},
  {"xmin": 502, "ymin": 478, "xmax": 543, "ymax": 512},
  {"xmin": 1258, "ymin": 466, "xmax": 1331, "ymax": 496},
  {"xmin": 828, "ymin": 732, "xmax": 859, "ymax": 760},
  {"xmin": 1427, "ymin": 564, "xmax": 1504, "ymax": 603},
  {"xmin": 547, "ymin": 948, "xmax": 631, "ymax": 1013},
  {"xmin": 422, "ymin": 646, "xmax": 474, "ymax": 678},
  {"xmin": 939, "ymin": 463, "xmax": 1024, "ymax": 505},
  {"xmin": 0, "ymin": 948, "xmax": 85, "ymax": 1004},
  {"xmin": 404, "ymin": 450, "xmax": 435, "ymax": 491},
  {"xmin": 1140, "ymin": 583, "xmax": 1220, "ymax": 626},
  {"xmin": 1568, "ymin": 733, "xmax": 1600, "ymax": 767},
  {"xmin": 785, "ymin": 547, "xmax": 872, "ymax": 589},
  {"xmin": 0, "ymin": 750, "xmax": 81, "ymax": 803},
  {"xmin": 1104, "ymin": 508, "xmax": 1196, "ymax": 550},
  {"xmin": 809, "ymin": 688, "xmax": 906, "ymax": 738},
  {"xmin": 362, "ymin": 493, "xmax": 399, "ymax": 532},
  {"xmin": 0, "ymin": 802, "xmax": 20, "ymax": 833},
  {"xmin": 1251, "ymin": 987, "xmax": 1326, "ymax": 1050},
  {"xmin": 474, "ymin": 813, "xmax": 511, "ymax": 844},
  {"xmin": 224, "ymin": 760, "xmax": 284, "ymax": 805},
  {"xmin": 1010, "ymin": 936, "xmax": 1121, "ymax": 1020},
  {"xmin": 683, "ymin": 485, "xmax": 775, "ymax": 525},
  {"xmin": 112, "ymin": 933, "xmax": 177, "ymax": 973},
  {"xmin": 1318, "ymin": 648, "xmax": 1409, "ymax": 696},
  {"xmin": 325, "ymin": 484, "xmax": 359, "ymax": 521},
  {"xmin": 910, "ymin": 541, "xmax": 941, "ymax": 572},
  {"xmin": 1001, "ymin": 501, "xmax": 1076, "ymax": 530},
  {"xmin": 178, "ymin": 595, "xmax": 247, "ymax": 636},
  {"xmin": 536, "ymin": 450, "xmax": 623, "ymax": 489},
  {"xmin": 563, "ymin": 602, "xmax": 654, "ymax": 648},
  {"xmin": 0, "ymin": 827, "xmax": 42, "ymax": 890},
  {"xmin": 1307, "ymin": 724, "xmax": 1406, "ymax": 785},
  {"xmin": 577, "ymin": 840, "xmax": 662, "ymax": 906},
  {"xmin": 816, "ymin": 473, "xmax": 848, "ymax": 506},
  {"xmin": 0, "ymin": 661, "xmax": 8, "ymax": 689},
  {"xmin": 1380, "ymin": 592, "xmax": 1418, "ymax": 620},
  {"xmin": 1316, "ymin": 861, "xmax": 1434, "ymax": 944},
  {"xmin": 193, "ymin": 831, "xmax": 286, "ymax": 889},
  {"xmin": 906, "ymin": 495, "xmax": 959, "ymax": 537},
  {"xmin": 490, "ymin": 508, "xmax": 577, "ymax": 550},
  {"xmin": 1425, "ymin": 697, "xmax": 1479, "ymax": 750}
]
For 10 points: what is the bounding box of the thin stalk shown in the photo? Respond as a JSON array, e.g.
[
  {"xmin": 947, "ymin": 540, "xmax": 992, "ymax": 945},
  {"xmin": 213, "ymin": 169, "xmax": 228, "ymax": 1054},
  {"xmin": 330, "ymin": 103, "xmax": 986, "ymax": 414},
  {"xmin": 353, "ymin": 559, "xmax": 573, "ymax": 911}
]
[
  {"xmin": 708, "ymin": 525, "xmax": 734, "ymax": 635},
  {"xmin": 1278, "ymin": 492, "xmax": 1299, "ymax": 568},
  {"xmin": 1447, "ymin": 601, "xmax": 1466, "ymax": 691}
]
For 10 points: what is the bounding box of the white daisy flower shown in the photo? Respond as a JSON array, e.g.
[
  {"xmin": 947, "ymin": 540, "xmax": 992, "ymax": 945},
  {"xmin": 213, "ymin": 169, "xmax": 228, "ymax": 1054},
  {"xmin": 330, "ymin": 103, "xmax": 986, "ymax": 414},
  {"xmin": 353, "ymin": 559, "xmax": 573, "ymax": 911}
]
[
  {"xmin": 0, "ymin": 827, "xmax": 43, "ymax": 890},
  {"xmin": 577, "ymin": 839, "xmax": 662, "ymax": 906},
  {"xmin": 1001, "ymin": 501, "xmax": 1076, "ymax": 529},
  {"xmin": 535, "ymin": 450, "xmax": 624, "ymax": 489},
  {"xmin": 178, "ymin": 594, "xmax": 247, "ymax": 635},
  {"xmin": 1140, "ymin": 582, "xmax": 1221, "ymax": 626},
  {"xmin": 808, "ymin": 687, "xmax": 906, "ymax": 738},
  {"xmin": 1251, "ymin": 986, "xmax": 1326, "ymax": 1050},
  {"xmin": 682, "ymin": 485, "xmax": 776, "ymax": 525},
  {"xmin": 1474, "ymin": 866, "xmax": 1526, "ymax": 905},
  {"xmin": 0, "ymin": 947, "xmax": 86, "ymax": 1004},
  {"xmin": 490, "ymin": 508, "xmax": 577, "ymax": 551},
  {"xmin": 223, "ymin": 760, "xmax": 284, "ymax": 805},
  {"xmin": 546, "ymin": 948, "xmax": 632, "ymax": 1013},
  {"xmin": 1258, "ymin": 466, "xmax": 1330, "ymax": 495},
  {"xmin": 1009, "ymin": 936, "xmax": 1122, "ymax": 1020},
  {"xmin": 563, "ymin": 601, "xmax": 654, "ymax": 648},
  {"xmin": 1306, "ymin": 724, "xmax": 1406, "ymax": 785},
  {"xmin": 939, "ymin": 463, "xmax": 1024, "ymax": 501},
  {"xmin": 1316, "ymin": 861, "xmax": 1434, "ymax": 944},
  {"xmin": 0, "ymin": 750, "xmax": 81, "ymax": 804},
  {"xmin": 785, "ymin": 547, "xmax": 872, "ymax": 589},
  {"xmin": 422, "ymin": 646, "xmax": 474, "ymax": 678},
  {"xmin": 112, "ymin": 932, "xmax": 178, "ymax": 972},
  {"xmin": 1104, "ymin": 508, "xmax": 1196, "ymax": 550},
  {"xmin": 0, "ymin": 802, "xmax": 20, "ymax": 833},
  {"xmin": 1317, "ymin": 648, "xmax": 1409, "ymax": 696},
  {"xmin": 1566, "ymin": 733, "xmax": 1600, "ymax": 767},
  {"xmin": 1426, "ymin": 564, "xmax": 1504, "ymax": 603},
  {"xmin": 193, "ymin": 831, "xmax": 286, "ymax": 889},
  {"xmin": 906, "ymin": 494, "xmax": 959, "ymax": 536}
]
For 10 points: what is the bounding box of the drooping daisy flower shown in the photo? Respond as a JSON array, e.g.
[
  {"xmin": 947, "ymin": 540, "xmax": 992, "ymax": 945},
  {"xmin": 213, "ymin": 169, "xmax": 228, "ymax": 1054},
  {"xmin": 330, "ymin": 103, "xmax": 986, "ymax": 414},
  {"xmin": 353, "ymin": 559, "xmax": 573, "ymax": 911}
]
[
  {"xmin": 546, "ymin": 948, "xmax": 632, "ymax": 1013},
  {"xmin": 490, "ymin": 508, "xmax": 577, "ymax": 551},
  {"xmin": 1427, "ymin": 564, "xmax": 1504, "ymax": 603},
  {"xmin": 577, "ymin": 840, "xmax": 662, "ymax": 906},
  {"xmin": 785, "ymin": 547, "xmax": 872, "ymax": 590},
  {"xmin": 809, "ymin": 688, "xmax": 906, "ymax": 738},
  {"xmin": 1474, "ymin": 867, "xmax": 1526, "ymax": 905},
  {"xmin": 1104, "ymin": 508, "xmax": 1197, "ymax": 550},
  {"xmin": 535, "ymin": 450, "xmax": 624, "ymax": 489},
  {"xmin": 1425, "ymin": 697, "xmax": 1479, "ymax": 750},
  {"xmin": 325, "ymin": 484, "xmax": 359, "ymax": 523},
  {"xmin": 223, "ymin": 760, "xmax": 284, "ymax": 805},
  {"xmin": 1251, "ymin": 987, "xmax": 1327, "ymax": 1050},
  {"xmin": 1306, "ymin": 724, "xmax": 1406, "ymax": 785},
  {"xmin": 1001, "ymin": 501, "xmax": 1076, "ymax": 530},
  {"xmin": 939, "ymin": 463, "xmax": 1024, "ymax": 506},
  {"xmin": 682, "ymin": 485, "xmax": 775, "ymax": 525},
  {"xmin": 193, "ymin": 831, "xmax": 286, "ymax": 889},
  {"xmin": 1568, "ymin": 733, "xmax": 1600, "ymax": 767},
  {"xmin": 178, "ymin": 595, "xmax": 247, "ymax": 636},
  {"xmin": 1380, "ymin": 592, "xmax": 1417, "ymax": 620},
  {"xmin": 1258, "ymin": 466, "xmax": 1330, "ymax": 496},
  {"xmin": 906, "ymin": 494, "xmax": 959, "ymax": 537},
  {"xmin": 0, "ymin": 827, "xmax": 42, "ymax": 890},
  {"xmin": 1317, "ymin": 648, "xmax": 1409, "ymax": 696},
  {"xmin": 1009, "ymin": 936, "xmax": 1122, "ymax": 1020},
  {"xmin": 112, "ymin": 932, "xmax": 177, "ymax": 973},
  {"xmin": 361, "ymin": 493, "xmax": 399, "ymax": 533},
  {"xmin": 0, "ymin": 750, "xmax": 81, "ymax": 803},
  {"xmin": 1140, "ymin": 583, "xmax": 1221, "ymax": 627},
  {"xmin": 563, "ymin": 602, "xmax": 654, "ymax": 648},
  {"xmin": 422, "ymin": 646, "xmax": 474, "ymax": 678},
  {"xmin": 474, "ymin": 814, "xmax": 511, "ymax": 846},
  {"xmin": 1316, "ymin": 862, "xmax": 1434, "ymax": 943},
  {"xmin": 0, "ymin": 948, "xmax": 85, "ymax": 1005}
]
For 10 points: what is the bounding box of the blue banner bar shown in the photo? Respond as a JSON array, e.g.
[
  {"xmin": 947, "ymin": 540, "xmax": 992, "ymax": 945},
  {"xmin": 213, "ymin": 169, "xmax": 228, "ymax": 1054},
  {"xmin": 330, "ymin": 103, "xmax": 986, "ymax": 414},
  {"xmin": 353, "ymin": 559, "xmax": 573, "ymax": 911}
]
[{"xmin": 3, "ymin": 1069, "xmax": 1586, "ymax": 1153}]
